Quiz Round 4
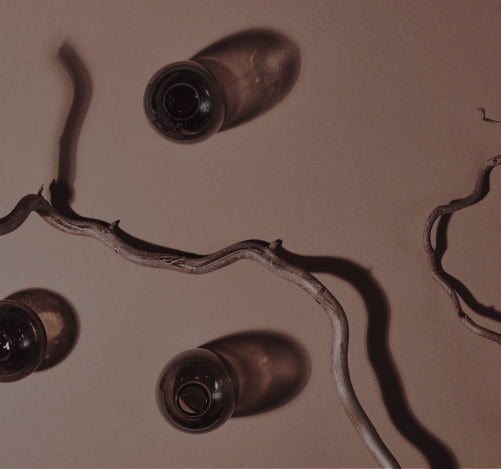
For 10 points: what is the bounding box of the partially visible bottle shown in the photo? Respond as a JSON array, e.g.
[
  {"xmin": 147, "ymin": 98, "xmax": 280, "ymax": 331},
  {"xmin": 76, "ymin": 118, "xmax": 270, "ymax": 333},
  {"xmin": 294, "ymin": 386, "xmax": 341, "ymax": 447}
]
[
  {"xmin": 144, "ymin": 29, "xmax": 300, "ymax": 143},
  {"xmin": 0, "ymin": 289, "xmax": 78, "ymax": 382},
  {"xmin": 0, "ymin": 300, "xmax": 47, "ymax": 382}
]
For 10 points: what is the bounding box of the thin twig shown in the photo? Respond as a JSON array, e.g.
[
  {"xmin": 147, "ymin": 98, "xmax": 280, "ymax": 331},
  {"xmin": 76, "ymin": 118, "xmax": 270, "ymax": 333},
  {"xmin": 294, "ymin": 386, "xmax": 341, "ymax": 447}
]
[
  {"xmin": 478, "ymin": 107, "xmax": 501, "ymax": 124},
  {"xmin": 0, "ymin": 191, "xmax": 400, "ymax": 468},
  {"xmin": 423, "ymin": 155, "xmax": 501, "ymax": 345}
]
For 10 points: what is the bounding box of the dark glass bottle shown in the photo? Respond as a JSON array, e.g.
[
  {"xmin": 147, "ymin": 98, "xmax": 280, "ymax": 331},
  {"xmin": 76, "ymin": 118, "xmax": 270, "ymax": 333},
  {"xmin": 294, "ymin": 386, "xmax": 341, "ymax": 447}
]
[
  {"xmin": 0, "ymin": 300, "xmax": 47, "ymax": 382},
  {"xmin": 157, "ymin": 331, "xmax": 310, "ymax": 432},
  {"xmin": 0, "ymin": 289, "xmax": 78, "ymax": 382},
  {"xmin": 157, "ymin": 348, "xmax": 236, "ymax": 433},
  {"xmin": 144, "ymin": 29, "xmax": 300, "ymax": 143}
]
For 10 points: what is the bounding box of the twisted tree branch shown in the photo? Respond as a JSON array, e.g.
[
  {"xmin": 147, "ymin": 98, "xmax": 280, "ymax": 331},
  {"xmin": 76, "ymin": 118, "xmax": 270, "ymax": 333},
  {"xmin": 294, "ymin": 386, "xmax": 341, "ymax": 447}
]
[
  {"xmin": 423, "ymin": 155, "xmax": 501, "ymax": 345},
  {"xmin": 0, "ymin": 190, "xmax": 399, "ymax": 468}
]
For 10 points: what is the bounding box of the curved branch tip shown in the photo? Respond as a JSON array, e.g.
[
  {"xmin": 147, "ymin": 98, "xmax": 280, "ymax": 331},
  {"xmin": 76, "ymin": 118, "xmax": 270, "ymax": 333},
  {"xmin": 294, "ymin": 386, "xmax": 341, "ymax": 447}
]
[{"xmin": 424, "ymin": 155, "xmax": 501, "ymax": 345}]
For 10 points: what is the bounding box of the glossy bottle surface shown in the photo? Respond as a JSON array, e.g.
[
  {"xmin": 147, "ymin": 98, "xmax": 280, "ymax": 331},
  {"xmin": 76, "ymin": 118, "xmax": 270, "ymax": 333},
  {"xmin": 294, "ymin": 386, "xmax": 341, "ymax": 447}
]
[
  {"xmin": 6, "ymin": 288, "xmax": 79, "ymax": 371},
  {"xmin": 157, "ymin": 348, "xmax": 237, "ymax": 432},
  {"xmin": 0, "ymin": 300, "xmax": 47, "ymax": 382},
  {"xmin": 144, "ymin": 61, "xmax": 226, "ymax": 143}
]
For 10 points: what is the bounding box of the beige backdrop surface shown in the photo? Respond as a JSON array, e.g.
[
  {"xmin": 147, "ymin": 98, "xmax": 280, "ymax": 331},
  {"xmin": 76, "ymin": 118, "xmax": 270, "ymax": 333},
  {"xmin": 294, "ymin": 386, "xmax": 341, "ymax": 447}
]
[{"xmin": 1, "ymin": 0, "xmax": 501, "ymax": 467}]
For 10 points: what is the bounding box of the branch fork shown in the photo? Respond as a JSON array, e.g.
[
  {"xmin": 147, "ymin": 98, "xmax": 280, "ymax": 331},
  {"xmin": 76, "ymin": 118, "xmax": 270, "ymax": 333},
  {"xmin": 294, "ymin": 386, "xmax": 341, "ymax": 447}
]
[{"xmin": 0, "ymin": 187, "xmax": 400, "ymax": 468}]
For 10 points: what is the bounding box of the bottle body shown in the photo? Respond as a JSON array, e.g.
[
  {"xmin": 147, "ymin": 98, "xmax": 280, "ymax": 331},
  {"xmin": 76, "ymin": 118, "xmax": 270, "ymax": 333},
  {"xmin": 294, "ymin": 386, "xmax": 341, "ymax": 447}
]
[
  {"xmin": 144, "ymin": 29, "xmax": 300, "ymax": 143},
  {"xmin": 6, "ymin": 288, "xmax": 79, "ymax": 371},
  {"xmin": 0, "ymin": 289, "xmax": 78, "ymax": 382},
  {"xmin": 144, "ymin": 61, "xmax": 226, "ymax": 143},
  {"xmin": 157, "ymin": 331, "xmax": 310, "ymax": 432},
  {"xmin": 0, "ymin": 300, "xmax": 47, "ymax": 382},
  {"xmin": 157, "ymin": 348, "xmax": 237, "ymax": 432}
]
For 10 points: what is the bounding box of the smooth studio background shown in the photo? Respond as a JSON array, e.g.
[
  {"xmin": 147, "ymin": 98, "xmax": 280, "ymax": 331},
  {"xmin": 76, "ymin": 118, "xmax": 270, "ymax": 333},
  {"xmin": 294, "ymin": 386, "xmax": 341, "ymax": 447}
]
[{"xmin": 1, "ymin": 1, "xmax": 501, "ymax": 467}]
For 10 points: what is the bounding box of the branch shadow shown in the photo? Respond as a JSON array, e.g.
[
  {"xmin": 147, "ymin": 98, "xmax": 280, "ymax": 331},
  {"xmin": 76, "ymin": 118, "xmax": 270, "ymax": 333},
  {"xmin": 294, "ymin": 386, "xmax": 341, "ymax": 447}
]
[
  {"xmin": 52, "ymin": 42, "xmax": 92, "ymax": 219},
  {"xmin": 52, "ymin": 42, "xmax": 198, "ymax": 256},
  {"xmin": 277, "ymin": 247, "xmax": 458, "ymax": 469},
  {"xmin": 53, "ymin": 43, "xmax": 270, "ymax": 258},
  {"xmin": 434, "ymin": 210, "xmax": 501, "ymax": 323}
]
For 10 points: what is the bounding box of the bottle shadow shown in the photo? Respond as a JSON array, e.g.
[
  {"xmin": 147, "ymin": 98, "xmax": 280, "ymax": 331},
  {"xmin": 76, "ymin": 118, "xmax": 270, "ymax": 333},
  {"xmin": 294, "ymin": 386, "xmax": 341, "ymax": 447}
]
[
  {"xmin": 434, "ymin": 211, "xmax": 501, "ymax": 323},
  {"xmin": 191, "ymin": 28, "xmax": 301, "ymax": 131},
  {"xmin": 202, "ymin": 329, "xmax": 311, "ymax": 417},
  {"xmin": 52, "ymin": 42, "xmax": 457, "ymax": 467},
  {"xmin": 277, "ymin": 247, "xmax": 458, "ymax": 469}
]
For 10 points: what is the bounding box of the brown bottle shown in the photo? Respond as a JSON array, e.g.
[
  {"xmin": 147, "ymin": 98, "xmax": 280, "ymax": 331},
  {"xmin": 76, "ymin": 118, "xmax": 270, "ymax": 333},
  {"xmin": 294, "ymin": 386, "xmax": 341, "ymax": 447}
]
[
  {"xmin": 157, "ymin": 331, "xmax": 310, "ymax": 432},
  {"xmin": 144, "ymin": 29, "xmax": 300, "ymax": 143},
  {"xmin": 0, "ymin": 300, "xmax": 46, "ymax": 382},
  {"xmin": 0, "ymin": 289, "xmax": 78, "ymax": 382}
]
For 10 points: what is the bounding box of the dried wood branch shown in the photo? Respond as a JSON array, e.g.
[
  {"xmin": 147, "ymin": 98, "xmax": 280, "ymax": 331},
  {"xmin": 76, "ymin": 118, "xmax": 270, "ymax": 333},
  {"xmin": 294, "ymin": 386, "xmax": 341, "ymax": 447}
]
[
  {"xmin": 423, "ymin": 155, "xmax": 501, "ymax": 345},
  {"xmin": 0, "ymin": 190, "xmax": 400, "ymax": 468}
]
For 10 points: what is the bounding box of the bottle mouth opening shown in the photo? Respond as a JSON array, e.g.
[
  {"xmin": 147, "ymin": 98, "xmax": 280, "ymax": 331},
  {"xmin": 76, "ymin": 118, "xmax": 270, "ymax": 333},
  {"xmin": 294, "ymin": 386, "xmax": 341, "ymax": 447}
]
[
  {"xmin": 176, "ymin": 381, "xmax": 211, "ymax": 417},
  {"xmin": 163, "ymin": 83, "xmax": 200, "ymax": 120},
  {"xmin": 144, "ymin": 61, "xmax": 226, "ymax": 143}
]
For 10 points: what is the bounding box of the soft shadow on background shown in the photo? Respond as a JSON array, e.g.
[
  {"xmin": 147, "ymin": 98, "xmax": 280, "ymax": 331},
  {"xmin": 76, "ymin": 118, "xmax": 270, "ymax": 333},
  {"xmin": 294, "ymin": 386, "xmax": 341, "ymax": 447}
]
[
  {"xmin": 278, "ymin": 247, "xmax": 458, "ymax": 469},
  {"xmin": 51, "ymin": 42, "xmax": 92, "ymax": 218},
  {"xmin": 191, "ymin": 28, "xmax": 300, "ymax": 131},
  {"xmin": 53, "ymin": 43, "xmax": 187, "ymax": 253},
  {"xmin": 53, "ymin": 41, "xmax": 457, "ymax": 468},
  {"xmin": 435, "ymin": 210, "xmax": 501, "ymax": 325},
  {"xmin": 202, "ymin": 330, "xmax": 310, "ymax": 417}
]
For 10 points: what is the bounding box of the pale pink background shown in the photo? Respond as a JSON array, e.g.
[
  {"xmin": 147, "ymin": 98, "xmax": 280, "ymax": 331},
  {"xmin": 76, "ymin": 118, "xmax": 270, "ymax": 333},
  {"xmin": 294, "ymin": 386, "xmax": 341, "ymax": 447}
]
[{"xmin": 1, "ymin": 0, "xmax": 501, "ymax": 467}]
